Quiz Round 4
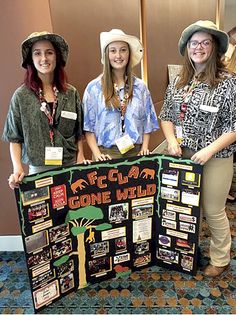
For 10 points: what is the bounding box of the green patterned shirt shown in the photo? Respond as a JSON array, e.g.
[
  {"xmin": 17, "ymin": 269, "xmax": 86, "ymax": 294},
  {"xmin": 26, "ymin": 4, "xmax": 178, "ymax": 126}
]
[{"xmin": 2, "ymin": 84, "xmax": 83, "ymax": 166}]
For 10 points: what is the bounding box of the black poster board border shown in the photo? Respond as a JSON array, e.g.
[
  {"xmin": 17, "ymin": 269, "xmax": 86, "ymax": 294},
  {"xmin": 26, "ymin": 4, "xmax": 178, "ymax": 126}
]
[{"xmin": 14, "ymin": 153, "xmax": 203, "ymax": 313}]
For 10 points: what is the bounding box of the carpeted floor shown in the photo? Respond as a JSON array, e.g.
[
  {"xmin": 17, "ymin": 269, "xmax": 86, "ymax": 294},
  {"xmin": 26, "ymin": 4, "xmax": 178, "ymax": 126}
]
[{"xmin": 0, "ymin": 201, "xmax": 236, "ymax": 314}]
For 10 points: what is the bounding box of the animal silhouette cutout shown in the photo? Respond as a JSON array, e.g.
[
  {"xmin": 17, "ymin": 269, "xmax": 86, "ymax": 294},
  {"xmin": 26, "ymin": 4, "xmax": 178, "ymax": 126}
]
[
  {"xmin": 140, "ymin": 168, "xmax": 155, "ymax": 179},
  {"xmin": 71, "ymin": 179, "xmax": 89, "ymax": 194}
]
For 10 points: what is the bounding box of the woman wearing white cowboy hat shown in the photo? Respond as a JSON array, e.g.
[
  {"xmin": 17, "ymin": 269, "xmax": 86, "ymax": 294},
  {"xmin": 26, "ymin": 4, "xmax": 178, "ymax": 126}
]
[
  {"xmin": 2, "ymin": 31, "xmax": 86, "ymax": 189},
  {"xmin": 159, "ymin": 20, "xmax": 236, "ymax": 277},
  {"xmin": 82, "ymin": 29, "xmax": 159, "ymax": 161}
]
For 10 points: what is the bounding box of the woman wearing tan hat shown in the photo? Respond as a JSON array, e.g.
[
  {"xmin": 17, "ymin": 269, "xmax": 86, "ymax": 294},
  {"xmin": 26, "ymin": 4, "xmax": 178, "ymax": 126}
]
[
  {"xmin": 159, "ymin": 20, "xmax": 236, "ymax": 277},
  {"xmin": 82, "ymin": 29, "xmax": 159, "ymax": 161},
  {"xmin": 2, "ymin": 31, "xmax": 85, "ymax": 189}
]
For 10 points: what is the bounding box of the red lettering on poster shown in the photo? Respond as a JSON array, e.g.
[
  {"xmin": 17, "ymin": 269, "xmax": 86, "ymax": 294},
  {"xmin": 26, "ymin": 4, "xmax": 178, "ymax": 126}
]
[{"xmin": 51, "ymin": 185, "xmax": 67, "ymax": 209}]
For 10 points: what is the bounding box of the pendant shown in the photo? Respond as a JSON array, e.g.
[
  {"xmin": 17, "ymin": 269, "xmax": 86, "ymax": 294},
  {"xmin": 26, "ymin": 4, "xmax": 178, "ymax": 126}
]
[{"xmin": 40, "ymin": 102, "xmax": 47, "ymax": 112}]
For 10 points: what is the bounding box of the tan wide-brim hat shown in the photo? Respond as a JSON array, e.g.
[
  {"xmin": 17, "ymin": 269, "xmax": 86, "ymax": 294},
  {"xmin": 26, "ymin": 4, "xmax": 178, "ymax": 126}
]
[
  {"xmin": 100, "ymin": 29, "xmax": 143, "ymax": 67},
  {"xmin": 178, "ymin": 20, "xmax": 229, "ymax": 56},
  {"xmin": 21, "ymin": 31, "xmax": 69, "ymax": 68}
]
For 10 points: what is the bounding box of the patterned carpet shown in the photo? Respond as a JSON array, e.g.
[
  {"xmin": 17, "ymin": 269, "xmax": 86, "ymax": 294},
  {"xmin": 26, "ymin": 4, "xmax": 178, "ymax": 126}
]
[{"xmin": 0, "ymin": 202, "xmax": 235, "ymax": 314}]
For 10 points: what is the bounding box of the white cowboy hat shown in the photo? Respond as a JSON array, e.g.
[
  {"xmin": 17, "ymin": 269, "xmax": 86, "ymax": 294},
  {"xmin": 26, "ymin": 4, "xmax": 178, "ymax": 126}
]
[{"xmin": 100, "ymin": 29, "xmax": 143, "ymax": 67}]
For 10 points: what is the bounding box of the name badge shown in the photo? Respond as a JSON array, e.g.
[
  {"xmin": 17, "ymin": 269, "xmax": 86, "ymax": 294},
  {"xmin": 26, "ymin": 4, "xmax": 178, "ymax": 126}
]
[
  {"xmin": 199, "ymin": 105, "xmax": 219, "ymax": 113},
  {"xmin": 115, "ymin": 134, "xmax": 134, "ymax": 154},
  {"xmin": 45, "ymin": 147, "xmax": 63, "ymax": 165},
  {"xmin": 176, "ymin": 125, "xmax": 183, "ymax": 144},
  {"xmin": 61, "ymin": 111, "xmax": 77, "ymax": 120}
]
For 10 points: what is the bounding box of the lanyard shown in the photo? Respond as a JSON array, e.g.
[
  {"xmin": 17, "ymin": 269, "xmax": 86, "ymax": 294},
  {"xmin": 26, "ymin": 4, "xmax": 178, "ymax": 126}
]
[
  {"xmin": 114, "ymin": 83, "xmax": 129, "ymax": 133},
  {"xmin": 180, "ymin": 78, "xmax": 199, "ymax": 121},
  {"xmin": 39, "ymin": 86, "xmax": 58, "ymax": 146}
]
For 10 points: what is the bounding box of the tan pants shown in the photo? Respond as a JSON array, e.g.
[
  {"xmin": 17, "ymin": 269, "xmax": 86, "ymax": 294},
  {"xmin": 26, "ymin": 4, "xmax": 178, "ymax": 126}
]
[
  {"xmin": 182, "ymin": 148, "xmax": 232, "ymax": 266},
  {"xmin": 98, "ymin": 144, "xmax": 141, "ymax": 160}
]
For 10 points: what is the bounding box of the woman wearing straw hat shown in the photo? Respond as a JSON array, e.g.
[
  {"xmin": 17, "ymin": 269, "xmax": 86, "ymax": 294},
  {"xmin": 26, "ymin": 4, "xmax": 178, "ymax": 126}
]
[
  {"xmin": 2, "ymin": 31, "xmax": 85, "ymax": 189},
  {"xmin": 82, "ymin": 29, "xmax": 159, "ymax": 161},
  {"xmin": 159, "ymin": 20, "xmax": 236, "ymax": 277}
]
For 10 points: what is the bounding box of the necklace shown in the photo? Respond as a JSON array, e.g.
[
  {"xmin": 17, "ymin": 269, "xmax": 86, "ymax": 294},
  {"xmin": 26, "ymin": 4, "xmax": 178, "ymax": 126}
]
[
  {"xmin": 114, "ymin": 83, "xmax": 129, "ymax": 133},
  {"xmin": 39, "ymin": 86, "xmax": 59, "ymax": 145}
]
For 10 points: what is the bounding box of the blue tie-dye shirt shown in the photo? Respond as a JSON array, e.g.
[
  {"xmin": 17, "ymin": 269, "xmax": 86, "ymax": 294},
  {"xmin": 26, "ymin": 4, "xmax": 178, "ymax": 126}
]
[{"xmin": 82, "ymin": 75, "xmax": 159, "ymax": 148}]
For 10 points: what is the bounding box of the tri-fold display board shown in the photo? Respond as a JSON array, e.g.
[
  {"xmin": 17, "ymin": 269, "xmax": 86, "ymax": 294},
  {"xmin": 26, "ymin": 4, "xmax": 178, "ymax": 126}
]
[{"xmin": 14, "ymin": 154, "xmax": 203, "ymax": 312}]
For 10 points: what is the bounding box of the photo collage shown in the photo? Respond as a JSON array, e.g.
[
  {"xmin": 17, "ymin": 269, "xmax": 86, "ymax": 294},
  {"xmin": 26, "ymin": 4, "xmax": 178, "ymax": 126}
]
[
  {"xmin": 14, "ymin": 154, "xmax": 203, "ymax": 313},
  {"xmin": 157, "ymin": 162, "xmax": 202, "ymax": 273}
]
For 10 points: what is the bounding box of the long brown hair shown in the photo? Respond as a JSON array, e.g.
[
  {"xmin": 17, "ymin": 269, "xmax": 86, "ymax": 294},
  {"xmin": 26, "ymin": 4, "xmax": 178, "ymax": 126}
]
[
  {"xmin": 176, "ymin": 36, "xmax": 226, "ymax": 89},
  {"xmin": 101, "ymin": 44, "xmax": 134, "ymax": 109},
  {"xmin": 24, "ymin": 41, "xmax": 68, "ymax": 95}
]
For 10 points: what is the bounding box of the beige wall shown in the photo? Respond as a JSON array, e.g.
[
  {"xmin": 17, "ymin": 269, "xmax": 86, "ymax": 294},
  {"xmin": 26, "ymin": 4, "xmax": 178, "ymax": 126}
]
[
  {"xmin": 0, "ymin": 0, "xmax": 52, "ymax": 235},
  {"xmin": 0, "ymin": 0, "xmax": 218, "ymax": 235},
  {"xmin": 224, "ymin": 0, "xmax": 236, "ymax": 31}
]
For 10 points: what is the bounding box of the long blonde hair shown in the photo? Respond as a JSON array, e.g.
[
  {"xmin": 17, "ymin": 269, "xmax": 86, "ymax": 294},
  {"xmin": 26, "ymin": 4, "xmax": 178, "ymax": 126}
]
[
  {"xmin": 101, "ymin": 44, "xmax": 134, "ymax": 109},
  {"xmin": 227, "ymin": 48, "xmax": 236, "ymax": 73},
  {"xmin": 176, "ymin": 36, "xmax": 226, "ymax": 89}
]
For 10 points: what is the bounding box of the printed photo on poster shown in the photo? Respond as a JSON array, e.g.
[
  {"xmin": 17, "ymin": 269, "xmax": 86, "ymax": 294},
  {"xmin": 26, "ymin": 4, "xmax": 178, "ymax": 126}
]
[
  {"xmin": 181, "ymin": 189, "xmax": 200, "ymax": 206},
  {"xmin": 108, "ymin": 203, "xmax": 129, "ymax": 223},
  {"xmin": 25, "ymin": 230, "xmax": 49, "ymax": 253},
  {"xmin": 27, "ymin": 248, "xmax": 51, "ymax": 268},
  {"xmin": 161, "ymin": 169, "xmax": 179, "ymax": 187},
  {"xmin": 32, "ymin": 269, "xmax": 55, "ymax": 289},
  {"xmin": 134, "ymin": 253, "xmax": 151, "ymax": 267},
  {"xmin": 132, "ymin": 204, "xmax": 153, "ymax": 219},
  {"xmin": 52, "ymin": 238, "xmax": 72, "ymax": 258},
  {"xmin": 181, "ymin": 171, "xmax": 201, "ymax": 187},
  {"xmin": 49, "ymin": 224, "xmax": 70, "ymax": 243},
  {"xmin": 60, "ymin": 273, "xmax": 74, "ymax": 293},
  {"xmin": 22, "ymin": 187, "xmax": 50, "ymax": 206},
  {"xmin": 56, "ymin": 259, "xmax": 74, "ymax": 277},
  {"xmin": 175, "ymin": 239, "xmax": 195, "ymax": 254},
  {"xmin": 114, "ymin": 237, "xmax": 127, "ymax": 253},
  {"xmin": 90, "ymin": 241, "xmax": 109, "ymax": 257},
  {"xmin": 28, "ymin": 202, "xmax": 49, "ymax": 222},
  {"xmin": 134, "ymin": 241, "xmax": 149, "ymax": 254},
  {"xmin": 157, "ymin": 248, "xmax": 179, "ymax": 264},
  {"xmin": 161, "ymin": 186, "xmax": 180, "ymax": 202},
  {"xmin": 181, "ymin": 255, "xmax": 194, "ymax": 270},
  {"xmin": 158, "ymin": 235, "xmax": 171, "ymax": 247},
  {"xmin": 88, "ymin": 257, "xmax": 112, "ymax": 276}
]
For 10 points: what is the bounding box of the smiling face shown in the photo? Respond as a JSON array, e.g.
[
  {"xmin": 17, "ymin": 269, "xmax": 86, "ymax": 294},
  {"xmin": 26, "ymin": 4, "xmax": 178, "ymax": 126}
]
[
  {"xmin": 108, "ymin": 41, "xmax": 130, "ymax": 71},
  {"xmin": 187, "ymin": 31, "xmax": 213, "ymax": 72},
  {"xmin": 32, "ymin": 40, "xmax": 56, "ymax": 78}
]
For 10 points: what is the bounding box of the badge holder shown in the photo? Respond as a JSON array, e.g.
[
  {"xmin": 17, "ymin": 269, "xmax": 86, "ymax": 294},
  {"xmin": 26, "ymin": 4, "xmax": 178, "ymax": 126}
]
[
  {"xmin": 45, "ymin": 147, "xmax": 63, "ymax": 165},
  {"xmin": 115, "ymin": 134, "xmax": 134, "ymax": 154}
]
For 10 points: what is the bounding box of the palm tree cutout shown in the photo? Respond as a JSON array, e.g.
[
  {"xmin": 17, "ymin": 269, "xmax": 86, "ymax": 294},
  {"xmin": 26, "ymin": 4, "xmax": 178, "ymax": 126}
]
[{"xmin": 53, "ymin": 205, "xmax": 112, "ymax": 289}]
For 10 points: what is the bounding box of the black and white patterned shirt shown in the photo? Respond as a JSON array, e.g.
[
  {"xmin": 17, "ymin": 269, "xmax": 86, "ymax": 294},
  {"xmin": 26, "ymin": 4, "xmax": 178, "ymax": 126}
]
[{"xmin": 159, "ymin": 71, "xmax": 236, "ymax": 158}]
